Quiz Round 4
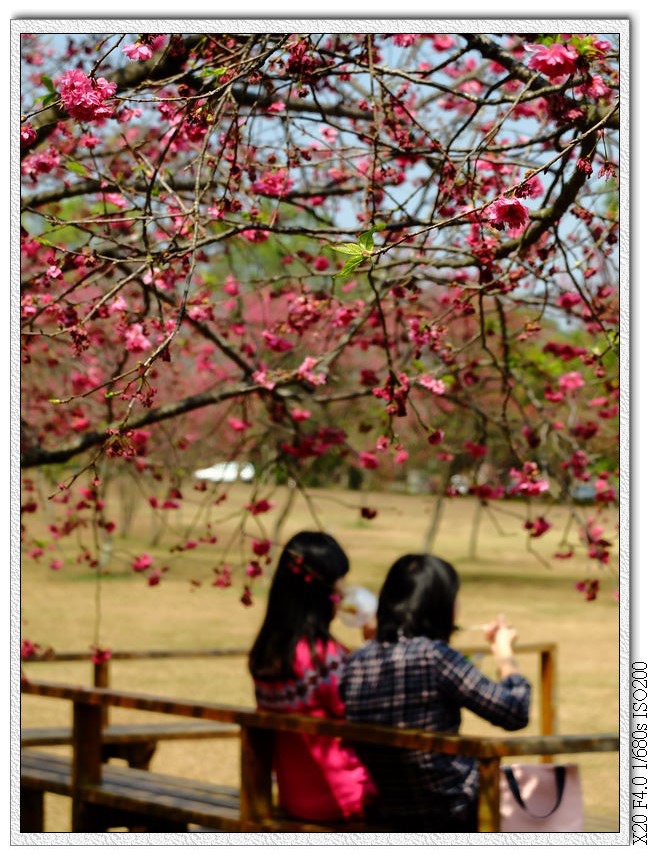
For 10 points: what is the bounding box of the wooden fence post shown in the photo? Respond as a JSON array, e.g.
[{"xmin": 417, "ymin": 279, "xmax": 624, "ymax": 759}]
[
  {"xmin": 71, "ymin": 699, "xmax": 104, "ymax": 831},
  {"xmin": 239, "ymin": 725, "xmax": 274, "ymax": 830},
  {"xmin": 477, "ymin": 757, "xmax": 501, "ymax": 832},
  {"xmin": 93, "ymin": 658, "xmax": 110, "ymax": 728},
  {"xmin": 540, "ymin": 646, "xmax": 557, "ymax": 763}
]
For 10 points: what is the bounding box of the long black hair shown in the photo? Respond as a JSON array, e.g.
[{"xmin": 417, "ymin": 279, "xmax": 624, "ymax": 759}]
[
  {"xmin": 376, "ymin": 554, "xmax": 459, "ymax": 643},
  {"xmin": 248, "ymin": 531, "xmax": 350, "ymax": 680}
]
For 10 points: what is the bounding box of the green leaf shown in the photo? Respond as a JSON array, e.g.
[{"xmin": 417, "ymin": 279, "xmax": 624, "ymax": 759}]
[
  {"xmin": 358, "ymin": 230, "xmax": 375, "ymax": 253},
  {"xmin": 330, "ymin": 242, "xmax": 364, "ymax": 256},
  {"xmin": 66, "ymin": 161, "xmax": 88, "ymax": 175},
  {"xmin": 334, "ymin": 255, "xmax": 364, "ymax": 279},
  {"xmin": 41, "ymin": 74, "xmax": 55, "ymax": 93}
]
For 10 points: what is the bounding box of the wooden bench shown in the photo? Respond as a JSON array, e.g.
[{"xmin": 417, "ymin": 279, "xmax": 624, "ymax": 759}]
[
  {"xmin": 21, "ymin": 648, "xmax": 247, "ymax": 768},
  {"xmin": 19, "ymin": 678, "xmax": 619, "ymax": 835},
  {"xmin": 21, "ymin": 721, "xmax": 239, "ymax": 769}
]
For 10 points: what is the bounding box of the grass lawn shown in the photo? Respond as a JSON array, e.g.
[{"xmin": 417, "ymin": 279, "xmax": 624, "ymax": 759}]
[{"xmin": 18, "ymin": 482, "xmax": 622, "ymax": 833}]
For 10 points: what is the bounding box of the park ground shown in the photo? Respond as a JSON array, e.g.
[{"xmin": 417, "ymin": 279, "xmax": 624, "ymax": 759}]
[{"xmin": 19, "ymin": 483, "xmax": 622, "ymax": 832}]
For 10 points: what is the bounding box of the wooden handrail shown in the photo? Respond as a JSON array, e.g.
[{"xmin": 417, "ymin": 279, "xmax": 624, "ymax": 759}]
[
  {"xmin": 22, "ymin": 641, "xmax": 558, "ymax": 740},
  {"xmin": 20, "ymin": 678, "xmax": 618, "ymax": 832},
  {"xmin": 22, "ymin": 648, "xmax": 250, "ymax": 662},
  {"xmin": 19, "ymin": 677, "xmax": 618, "ymax": 756}
]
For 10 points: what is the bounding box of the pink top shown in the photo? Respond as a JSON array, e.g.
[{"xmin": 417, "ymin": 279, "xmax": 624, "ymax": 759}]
[{"xmin": 253, "ymin": 637, "xmax": 376, "ymax": 822}]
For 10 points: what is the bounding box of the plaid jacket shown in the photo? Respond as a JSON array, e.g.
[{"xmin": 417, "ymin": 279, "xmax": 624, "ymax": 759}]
[{"xmin": 340, "ymin": 636, "xmax": 531, "ymax": 827}]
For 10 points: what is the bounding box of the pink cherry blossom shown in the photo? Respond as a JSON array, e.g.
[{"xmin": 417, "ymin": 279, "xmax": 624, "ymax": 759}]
[
  {"xmin": 464, "ymin": 441, "xmax": 488, "ymax": 459},
  {"xmin": 297, "ymin": 356, "xmax": 326, "ymax": 386},
  {"xmin": 557, "ymin": 291, "xmax": 582, "ymax": 310},
  {"xmin": 21, "ymin": 147, "xmax": 60, "ymax": 179},
  {"xmin": 109, "ymin": 296, "xmax": 128, "ymax": 313},
  {"xmin": 509, "ymin": 462, "xmax": 549, "ymax": 496},
  {"xmin": 245, "ymin": 498, "xmax": 274, "ymax": 515},
  {"xmin": 574, "ymin": 74, "xmax": 611, "ymax": 101},
  {"xmin": 525, "ymin": 42, "xmax": 579, "ymax": 78},
  {"xmin": 558, "ymin": 371, "xmax": 585, "ymax": 391},
  {"xmin": 428, "ymin": 429, "xmax": 445, "ymax": 445},
  {"xmin": 392, "ymin": 34, "xmax": 419, "ymax": 47},
  {"xmin": 122, "ymin": 42, "xmax": 154, "ymax": 61},
  {"xmin": 91, "ymin": 646, "xmax": 112, "ymax": 664},
  {"xmin": 419, "ymin": 374, "xmax": 446, "ymax": 394},
  {"xmin": 252, "ymin": 369, "xmax": 276, "ymax": 390},
  {"xmin": 241, "ymin": 228, "xmax": 270, "ymax": 243},
  {"xmin": 252, "ymin": 538, "xmax": 271, "ymax": 557},
  {"xmin": 223, "ymin": 275, "xmax": 240, "ymax": 296},
  {"xmin": 20, "ymin": 124, "xmax": 37, "ymax": 147},
  {"xmin": 524, "ymin": 516, "xmax": 551, "ymax": 538},
  {"xmin": 432, "ymin": 35, "xmax": 455, "ymax": 51},
  {"xmin": 79, "ymin": 133, "xmax": 101, "ymax": 148},
  {"xmin": 359, "ymin": 451, "xmax": 379, "ymax": 470},
  {"xmin": 132, "ymin": 553, "xmax": 153, "ymax": 572},
  {"xmin": 213, "ymin": 565, "xmax": 232, "ymax": 588},
  {"xmin": 57, "ymin": 69, "xmax": 117, "ymax": 122},
  {"xmin": 313, "ymin": 255, "xmax": 331, "ymax": 271},
  {"xmin": 227, "ymin": 416, "xmax": 251, "ymax": 432},
  {"xmin": 123, "ymin": 323, "xmax": 152, "ymax": 352},
  {"xmin": 21, "ymin": 639, "xmax": 42, "ymax": 659},
  {"xmin": 263, "ymin": 329, "xmax": 294, "ymax": 352},
  {"xmin": 485, "ymin": 196, "xmax": 529, "ymax": 231},
  {"xmin": 251, "ymin": 167, "xmax": 293, "ymax": 197}
]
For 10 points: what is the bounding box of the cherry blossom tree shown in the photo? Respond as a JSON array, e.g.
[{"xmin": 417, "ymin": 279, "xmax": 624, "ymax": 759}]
[{"xmin": 19, "ymin": 29, "xmax": 621, "ymax": 604}]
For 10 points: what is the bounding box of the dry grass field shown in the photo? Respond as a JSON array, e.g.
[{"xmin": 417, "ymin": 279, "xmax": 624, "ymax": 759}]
[{"xmin": 18, "ymin": 481, "xmax": 622, "ymax": 834}]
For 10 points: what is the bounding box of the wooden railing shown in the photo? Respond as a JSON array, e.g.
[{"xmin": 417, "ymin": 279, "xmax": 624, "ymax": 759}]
[
  {"xmin": 22, "ymin": 641, "xmax": 558, "ymax": 742},
  {"xmin": 20, "ymin": 678, "xmax": 618, "ymax": 833}
]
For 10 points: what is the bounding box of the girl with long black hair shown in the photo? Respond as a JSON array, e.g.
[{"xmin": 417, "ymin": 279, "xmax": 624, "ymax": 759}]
[{"xmin": 249, "ymin": 531, "xmax": 376, "ymax": 823}]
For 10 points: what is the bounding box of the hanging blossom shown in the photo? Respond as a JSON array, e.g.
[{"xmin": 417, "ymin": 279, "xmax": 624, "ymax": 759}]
[
  {"xmin": 509, "ymin": 462, "xmax": 549, "ymax": 496},
  {"xmin": 525, "ymin": 516, "xmax": 552, "ymax": 538},
  {"xmin": 558, "ymin": 371, "xmax": 585, "ymax": 391},
  {"xmin": 392, "ymin": 34, "xmax": 420, "ymax": 47},
  {"xmin": 251, "ymin": 167, "xmax": 293, "ymax": 198},
  {"xmin": 297, "ymin": 357, "xmax": 326, "ymax": 386},
  {"xmin": 418, "ymin": 374, "xmax": 446, "ymax": 395},
  {"xmin": 20, "ymin": 123, "xmax": 37, "ymax": 147},
  {"xmin": 131, "ymin": 553, "xmax": 153, "ymax": 572},
  {"xmin": 57, "ymin": 69, "xmax": 117, "ymax": 122},
  {"xmin": 122, "ymin": 41, "xmax": 154, "ymax": 61},
  {"xmin": 525, "ymin": 41, "xmax": 579, "ymax": 78},
  {"xmin": 485, "ymin": 196, "xmax": 530, "ymax": 231},
  {"xmin": 123, "ymin": 323, "xmax": 152, "ymax": 352}
]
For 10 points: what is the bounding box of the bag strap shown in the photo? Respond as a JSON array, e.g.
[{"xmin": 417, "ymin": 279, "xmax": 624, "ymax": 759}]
[{"xmin": 503, "ymin": 766, "xmax": 567, "ymax": 819}]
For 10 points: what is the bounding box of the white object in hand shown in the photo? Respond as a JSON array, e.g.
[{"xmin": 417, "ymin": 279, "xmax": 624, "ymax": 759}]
[{"xmin": 338, "ymin": 586, "xmax": 378, "ymax": 628}]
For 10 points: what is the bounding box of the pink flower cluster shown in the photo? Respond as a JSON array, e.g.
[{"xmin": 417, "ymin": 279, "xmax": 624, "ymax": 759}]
[
  {"xmin": 509, "ymin": 462, "xmax": 549, "ymax": 496},
  {"xmin": 132, "ymin": 553, "xmax": 153, "ymax": 572},
  {"xmin": 251, "ymin": 168, "xmax": 293, "ymax": 198},
  {"xmin": 123, "ymin": 323, "xmax": 152, "ymax": 352},
  {"xmin": 525, "ymin": 516, "xmax": 552, "ymax": 538},
  {"xmin": 525, "ymin": 42, "xmax": 579, "ymax": 78},
  {"xmin": 122, "ymin": 42, "xmax": 153, "ymax": 61},
  {"xmin": 57, "ymin": 69, "xmax": 117, "ymax": 122},
  {"xmin": 485, "ymin": 196, "xmax": 529, "ymax": 231}
]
